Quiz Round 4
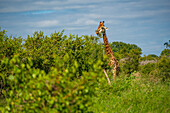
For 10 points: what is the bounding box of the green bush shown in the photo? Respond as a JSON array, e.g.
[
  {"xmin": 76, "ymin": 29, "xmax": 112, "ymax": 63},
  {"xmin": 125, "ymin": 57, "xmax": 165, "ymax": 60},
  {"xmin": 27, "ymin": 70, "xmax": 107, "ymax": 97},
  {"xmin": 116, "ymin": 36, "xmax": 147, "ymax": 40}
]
[
  {"xmin": 157, "ymin": 56, "xmax": 170, "ymax": 81},
  {"xmin": 110, "ymin": 42, "xmax": 142, "ymax": 75},
  {"xmin": 120, "ymin": 49, "xmax": 142, "ymax": 76},
  {"xmin": 140, "ymin": 56, "xmax": 170, "ymax": 82},
  {"xmin": 160, "ymin": 49, "xmax": 170, "ymax": 56},
  {"xmin": 140, "ymin": 63, "xmax": 156, "ymax": 75},
  {"xmin": 0, "ymin": 54, "xmax": 105, "ymax": 112},
  {"xmin": 0, "ymin": 29, "xmax": 23, "ymax": 60},
  {"xmin": 0, "ymin": 29, "xmax": 108, "ymax": 112}
]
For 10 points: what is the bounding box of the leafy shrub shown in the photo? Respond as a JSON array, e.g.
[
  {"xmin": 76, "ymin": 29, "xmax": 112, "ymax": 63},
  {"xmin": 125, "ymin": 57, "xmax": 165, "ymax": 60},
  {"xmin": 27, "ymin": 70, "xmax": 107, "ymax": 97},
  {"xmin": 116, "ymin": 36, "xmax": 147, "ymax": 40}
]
[
  {"xmin": 0, "ymin": 30, "xmax": 107, "ymax": 112},
  {"xmin": 160, "ymin": 49, "xmax": 170, "ymax": 56},
  {"xmin": 0, "ymin": 29, "xmax": 23, "ymax": 60},
  {"xmin": 119, "ymin": 49, "xmax": 142, "ymax": 76},
  {"xmin": 140, "ymin": 56, "xmax": 170, "ymax": 82},
  {"xmin": 157, "ymin": 56, "xmax": 170, "ymax": 81},
  {"xmin": 140, "ymin": 63, "xmax": 156, "ymax": 75},
  {"xmin": 0, "ymin": 48, "xmax": 105, "ymax": 112}
]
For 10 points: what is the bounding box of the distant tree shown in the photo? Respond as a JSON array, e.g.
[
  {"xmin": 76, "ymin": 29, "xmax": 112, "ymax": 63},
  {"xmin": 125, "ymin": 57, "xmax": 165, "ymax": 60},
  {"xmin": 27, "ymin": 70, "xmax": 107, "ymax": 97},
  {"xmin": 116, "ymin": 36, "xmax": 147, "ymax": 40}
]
[
  {"xmin": 140, "ymin": 63, "xmax": 156, "ymax": 75},
  {"xmin": 111, "ymin": 42, "xmax": 142, "ymax": 76},
  {"xmin": 161, "ymin": 40, "xmax": 170, "ymax": 56},
  {"xmin": 164, "ymin": 40, "xmax": 170, "ymax": 48},
  {"xmin": 156, "ymin": 56, "xmax": 170, "ymax": 81},
  {"xmin": 121, "ymin": 49, "xmax": 142, "ymax": 76},
  {"xmin": 110, "ymin": 41, "xmax": 142, "ymax": 60},
  {"xmin": 140, "ymin": 54, "xmax": 158, "ymax": 61},
  {"xmin": 160, "ymin": 49, "xmax": 170, "ymax": 56}
]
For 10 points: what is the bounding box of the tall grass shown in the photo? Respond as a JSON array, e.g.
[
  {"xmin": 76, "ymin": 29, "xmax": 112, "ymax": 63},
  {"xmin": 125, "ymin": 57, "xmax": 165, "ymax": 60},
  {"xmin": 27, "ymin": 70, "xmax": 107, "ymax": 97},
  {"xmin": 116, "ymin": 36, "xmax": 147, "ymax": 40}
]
[{"xmin": 90, "ymin": 76, "xmax": 169, "ymax": 113}]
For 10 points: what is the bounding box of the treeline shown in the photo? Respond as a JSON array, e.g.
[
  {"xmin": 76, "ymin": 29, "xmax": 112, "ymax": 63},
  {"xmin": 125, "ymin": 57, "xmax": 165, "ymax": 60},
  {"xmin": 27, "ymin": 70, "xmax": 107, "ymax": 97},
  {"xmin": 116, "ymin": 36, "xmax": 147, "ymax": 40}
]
[
  {"xmin": 0, "ymin": 29, "xmax": 169, "ymax": 112},
  {"xmin": 110, "ymin": 41, "xmax": 170, "ymax": 81}
]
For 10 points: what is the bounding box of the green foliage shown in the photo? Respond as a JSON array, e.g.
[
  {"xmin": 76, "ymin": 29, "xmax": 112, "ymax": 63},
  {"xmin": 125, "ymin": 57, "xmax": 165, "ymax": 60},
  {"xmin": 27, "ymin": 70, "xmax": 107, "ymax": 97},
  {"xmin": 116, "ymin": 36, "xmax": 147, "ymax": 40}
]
[
  {"xmin": 90, "ymin": 77, "xmax": 169, "ymax": 113},
  {"xmin": 140, "ymin": 54, "xmax": 158, "ymax": 61},
  {"xmin": 0, "ymin": 28, "xmax": 169, "ymax": 112},
  {"xmin": 140, "ymin": 63, "xmax": 156, "ymax": 75},
  {"xmin": 161, "ymin": 40, "xmax": 170, "ymax": 57},
  {"xmin": 0, "ymin": 29, "xmax": 23, "ymax": 60},
  {"xmin": 160, "ymin": 49, "xmax": 170, "ymax": 56},
  {"xmin": 164, "ymin": 40, "xmax": 170, "ymax": 48},
  {"xmin": 1, "ymin": 55, "xmax": 105, "ymax": 112},
  {"xmin": 0, "ymin": 29, "xmax": 107, "ymax": 112},
  {"xmin": 121, "ymin": 49, "xmax": 141, "ymax": 76},
  {"xmin": 157, "ymin": 56, "xmax": 170, "ymax": 80},
  {"xmin": 140, "ymin": 56, "xmax": 170, "ymax": 81},
  {"xmin": 110, "ymin": 42, "xmax": 142, "ymax": 75},
  {"xmin": 140, "ymin": 47, "xmax": 170, "ymax": 81},
  {"xmin": 111, "ymin": 41, "xmax": 142, "ymax": 60}
]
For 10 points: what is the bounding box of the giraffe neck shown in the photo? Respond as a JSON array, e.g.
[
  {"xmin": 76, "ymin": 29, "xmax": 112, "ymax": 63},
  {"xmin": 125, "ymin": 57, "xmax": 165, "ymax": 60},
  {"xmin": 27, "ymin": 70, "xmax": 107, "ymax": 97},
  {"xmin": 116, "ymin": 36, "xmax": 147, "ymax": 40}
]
[{"xmin": 103, "ymin": 33, "xmax": 114, "ymax": 57}]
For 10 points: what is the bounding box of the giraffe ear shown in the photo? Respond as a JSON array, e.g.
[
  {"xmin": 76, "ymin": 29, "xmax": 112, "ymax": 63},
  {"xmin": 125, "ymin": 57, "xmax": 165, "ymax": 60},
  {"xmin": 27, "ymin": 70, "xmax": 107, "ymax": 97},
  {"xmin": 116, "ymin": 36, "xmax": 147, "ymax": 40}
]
[{"xmin": 106, "ymin": 27, "xmax": 108, "ymax": 30}]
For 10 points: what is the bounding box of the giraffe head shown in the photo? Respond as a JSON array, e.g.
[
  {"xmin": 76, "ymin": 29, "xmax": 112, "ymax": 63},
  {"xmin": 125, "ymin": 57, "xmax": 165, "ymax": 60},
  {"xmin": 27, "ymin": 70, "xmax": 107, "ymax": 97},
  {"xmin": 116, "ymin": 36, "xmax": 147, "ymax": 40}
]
[{"xmin": 96, "ymin": 21, "xmax": 108, "ymax": 36}]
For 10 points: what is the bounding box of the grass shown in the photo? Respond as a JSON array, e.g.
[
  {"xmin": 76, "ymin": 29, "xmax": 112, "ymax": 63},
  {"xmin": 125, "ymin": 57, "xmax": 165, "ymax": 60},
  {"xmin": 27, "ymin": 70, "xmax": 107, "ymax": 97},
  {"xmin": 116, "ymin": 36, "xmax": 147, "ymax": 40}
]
[
  {"xmin": 0, "ymin": 96, "xmax": 6, "ymax": 108},
  {"xmin": 90, "ymin": 76, "xmax": 170, "ymax": 113}
]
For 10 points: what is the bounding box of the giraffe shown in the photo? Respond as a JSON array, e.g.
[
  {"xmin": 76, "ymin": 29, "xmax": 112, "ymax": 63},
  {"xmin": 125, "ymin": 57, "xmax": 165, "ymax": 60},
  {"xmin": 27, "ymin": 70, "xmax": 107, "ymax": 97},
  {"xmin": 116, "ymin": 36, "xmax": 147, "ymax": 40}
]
[{"xmin": 96, "ymin": 21, "xmax": 119, "ymax": 82}]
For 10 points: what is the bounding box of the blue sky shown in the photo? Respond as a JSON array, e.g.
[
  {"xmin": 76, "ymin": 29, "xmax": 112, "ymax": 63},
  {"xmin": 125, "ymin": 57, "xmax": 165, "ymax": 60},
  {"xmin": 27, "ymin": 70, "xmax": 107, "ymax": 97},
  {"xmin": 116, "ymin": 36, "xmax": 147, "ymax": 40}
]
[{"xmin": 0, "ymin": 0, "xmax": 170, "ymax": 56}]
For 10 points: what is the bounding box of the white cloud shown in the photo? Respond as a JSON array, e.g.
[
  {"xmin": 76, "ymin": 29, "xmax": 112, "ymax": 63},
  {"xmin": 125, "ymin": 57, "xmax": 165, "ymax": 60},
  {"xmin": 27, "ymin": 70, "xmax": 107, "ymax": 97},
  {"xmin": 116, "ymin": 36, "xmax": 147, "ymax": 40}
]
[
  {"xmin": 66, "ymin": 26, "xmax": 88, "ymax": 31},
  {"xmin": 0, "ymin": 0, "xmax": 108, "ymax": 13},
  {"xmin": 30, "ymin": 20, "xmax": 59, "ymax": 27},
  {"xmin": 34, "ymin": 0, "xmax": 112, "ymax": 5},
  {"xmin": 72, "ymin": 18, "xmax": 98, "ymax": 25}
]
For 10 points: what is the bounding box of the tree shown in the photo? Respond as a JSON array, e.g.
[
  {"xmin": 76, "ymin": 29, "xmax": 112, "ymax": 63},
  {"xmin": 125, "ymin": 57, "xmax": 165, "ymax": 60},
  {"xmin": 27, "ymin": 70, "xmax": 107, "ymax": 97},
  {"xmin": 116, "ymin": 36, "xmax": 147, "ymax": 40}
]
[
  {"xmin": 160, "ymin": 49, "xmax": 170, "ymax": 56},
  {"xmin": 140, "ymin": 54, "xmax": 158, "ymax": 61},
  {"xmin": 161, "ymin": 40, "xmax": 170, "ymax": 56},
  {"xmin": 110, "ymin": 42, "xmax": 142, "ymax": 75},
  {"xmin": 110, "ymin": 41, "xmax": 142, "ymax": 60},
  {"xmin": 157, "ymin": 56, "xmax": 170, "ymax": 81},
  {"xmin": 164, "ymin": 40, "xmax": 170, "ymax": 48},
  {"xmin": 121, "ymin": 49, "xmax": 142, "ymax": 76}
]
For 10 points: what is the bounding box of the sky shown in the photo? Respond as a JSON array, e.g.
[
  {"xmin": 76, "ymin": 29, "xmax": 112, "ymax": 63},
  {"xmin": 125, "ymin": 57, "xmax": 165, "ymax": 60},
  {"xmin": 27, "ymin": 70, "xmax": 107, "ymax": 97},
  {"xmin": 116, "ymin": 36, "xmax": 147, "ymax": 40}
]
[{"xmin": 0, "ymin": 0, "xmax": 170, "ymax": 56}]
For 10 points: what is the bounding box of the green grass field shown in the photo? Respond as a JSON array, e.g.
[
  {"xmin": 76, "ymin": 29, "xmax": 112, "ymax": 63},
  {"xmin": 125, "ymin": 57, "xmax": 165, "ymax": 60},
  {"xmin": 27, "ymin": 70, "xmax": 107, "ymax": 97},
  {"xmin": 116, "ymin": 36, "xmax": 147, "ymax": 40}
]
[{"xmin": 90, "ymin": 76, "xmax": 169, "ymax": 113}]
